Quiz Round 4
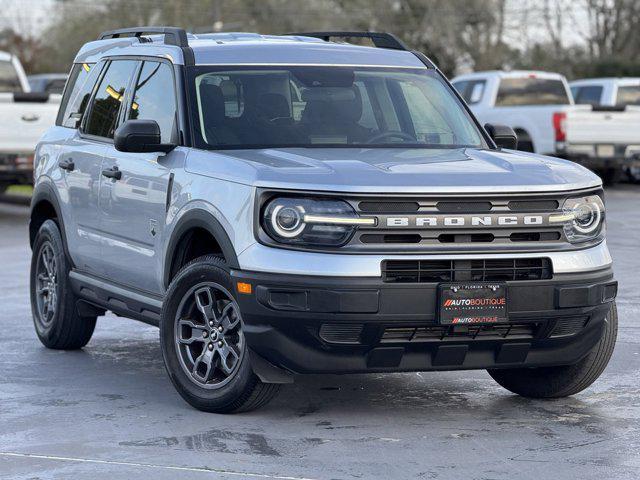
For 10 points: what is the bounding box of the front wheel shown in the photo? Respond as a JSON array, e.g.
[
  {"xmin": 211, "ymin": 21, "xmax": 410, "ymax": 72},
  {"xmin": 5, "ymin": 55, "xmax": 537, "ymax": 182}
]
[
  {"xmin": 160, "ymin": 255, "xmax": 280, "ymax": 413},
  {"xmin": 488, "ymin": 303, "xmax": 617, "ymax": 398}
]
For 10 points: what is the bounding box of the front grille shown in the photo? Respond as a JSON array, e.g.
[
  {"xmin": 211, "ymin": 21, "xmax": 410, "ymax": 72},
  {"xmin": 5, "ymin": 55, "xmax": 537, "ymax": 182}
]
[
  {"xmin": 549, "ymin": 317, "xmax": 589, "ymax": 337},
  {"xmin": 381, "ymin": 323, "xmax": 539, "ymax": 342},
  {"xmin": 319, "ymin": 323, "xmax": 364, "ymax": 344},
  {"xmin": 382, "ymin": 258, "xmax": 552, "ymax": 283}
]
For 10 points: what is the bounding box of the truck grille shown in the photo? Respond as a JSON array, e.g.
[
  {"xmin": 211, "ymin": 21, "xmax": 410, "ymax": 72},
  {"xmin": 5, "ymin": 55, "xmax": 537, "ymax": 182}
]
[
  {"xmin": 339, "ymin": 191, "xmax": 596, "ymax": 252},
  {"xmin": 382, "ymin": 258, "xmax": 552, "ymax": 283},
  {"xmin": 381, "ymin": 323, "xmax": 539, "ymax": 342}
]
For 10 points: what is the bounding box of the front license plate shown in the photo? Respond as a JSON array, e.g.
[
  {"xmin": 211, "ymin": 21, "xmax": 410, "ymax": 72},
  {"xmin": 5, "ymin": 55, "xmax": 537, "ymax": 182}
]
[
  {"xmin": 439, "ymin": 283, "xmax": 507, "ymax": 325},
  {"xmin": 596, "ymin": 144, "xmax": 615, "ymax": 158}
]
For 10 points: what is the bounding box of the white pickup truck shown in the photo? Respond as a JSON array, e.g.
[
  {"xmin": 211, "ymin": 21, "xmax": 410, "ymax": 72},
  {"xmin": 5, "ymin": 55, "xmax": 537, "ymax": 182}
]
[
  {"xmin": 451, "ymin": 70, "xmax": 574, "ymax": 155},
  {"xmin": 568, "ymin": 77, "xmax": 640, "ymax": 182},
  {"xmin": 0, "ymin": 51, "xmax": 61, "ymax": 194}
]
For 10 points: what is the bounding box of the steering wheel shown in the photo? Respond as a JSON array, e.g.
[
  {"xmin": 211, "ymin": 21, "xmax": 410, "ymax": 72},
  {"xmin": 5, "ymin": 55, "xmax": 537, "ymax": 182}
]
[{"xmin": 366, "ymin": 131, "xmax": 417, "ymax": 144}]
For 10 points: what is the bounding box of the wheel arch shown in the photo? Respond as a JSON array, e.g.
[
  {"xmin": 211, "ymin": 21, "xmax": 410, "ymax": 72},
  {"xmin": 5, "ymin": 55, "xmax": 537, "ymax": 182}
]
[
  {"xmin": 29, "ymin": 183, "xmax": 71, "ymax": 259},
  {"xmin": 164, "ymin": 209, "xmax": 239, "ymax": 289}
]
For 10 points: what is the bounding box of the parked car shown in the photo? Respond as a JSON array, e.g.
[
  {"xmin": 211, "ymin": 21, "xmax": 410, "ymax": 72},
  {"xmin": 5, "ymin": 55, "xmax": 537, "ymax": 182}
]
[
  {"xmin": 451, "ymin": 70, "xmax": 574, "ymax": 154},
  {"xmin": 28, "ymin": 73, "xmax": 68, "ymax": 95},
  {"xmin": 569, "ymin": 77, "xmax": 640, "ymax": 182},
  {"xmin": 0, "ymin": 52, "xmax": 61, "ymax": 194},
  {"xmin": 30, "ymin": 28, "xmax": 617, "ymax": 413}
]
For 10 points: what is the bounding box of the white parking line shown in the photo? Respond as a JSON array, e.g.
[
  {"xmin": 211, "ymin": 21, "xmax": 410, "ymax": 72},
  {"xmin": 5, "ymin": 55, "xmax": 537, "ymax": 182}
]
[{"xmin": 0, "ymin": 452, "xmax": 319, "ymax": 480}]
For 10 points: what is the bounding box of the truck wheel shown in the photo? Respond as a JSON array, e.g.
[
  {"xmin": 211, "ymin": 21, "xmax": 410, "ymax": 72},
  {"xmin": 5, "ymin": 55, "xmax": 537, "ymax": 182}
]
[
  {"xmin": 488, "ymin": 303, "xmax": 617, "ymax": 398},
  {"xmin": 514, "ymin": 129, "xmax": 534, "ymax": 153},
  {"xmin": 0, "ymin": 183, "xmax": 8, "ymax": 195},
  {"xmin": 30, "ymin": 219, "xmax": 97, "ymax": 349},
  {"xmin": 160, "ymin": 255, "xmax": 280, "ymax": 413},
  {"xmin": 601, "ymin": 168, "xmax": 622, "ymax": 186}
]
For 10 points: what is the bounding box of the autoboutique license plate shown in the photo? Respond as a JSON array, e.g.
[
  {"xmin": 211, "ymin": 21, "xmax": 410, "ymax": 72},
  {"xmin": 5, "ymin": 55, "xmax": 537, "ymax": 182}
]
[{"xmin": 438, "ymin": 283, "xmax": 507, "ymax": 325}]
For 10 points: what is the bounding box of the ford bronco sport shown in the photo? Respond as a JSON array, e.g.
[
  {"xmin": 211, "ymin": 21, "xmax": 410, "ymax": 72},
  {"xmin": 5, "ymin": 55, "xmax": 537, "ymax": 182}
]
[{"xmin": 30, "ymin": 28, "xmax": 618, "ymax": 413}]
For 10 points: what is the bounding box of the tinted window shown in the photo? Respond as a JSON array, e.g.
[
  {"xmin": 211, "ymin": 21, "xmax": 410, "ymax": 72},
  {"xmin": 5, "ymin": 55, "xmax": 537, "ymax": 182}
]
[
  {"xmin": 0, "ymin": 60, "xmax": 22, "ymax": 92},
  {"xmin": 496, "ymin": 78, "xmax": 570, "ymax": 106},
  {"xmin": 129, "ymin": 61, "xmax": 177, "ymax": 143},
  {"xmin": 57, "ymin": 64, "xmax": 99, "ymax": 128},
  {"xmin": 191, "ymin": 67, "xmax": 484, "ymax": 149},
  {"xmin": 84, "ymin": 60, "xmax": 137, "ymax": 138},
  {"xmin": 616, "ymin": 86, "xmax": 640, "ymax": 106},
  {"xmin": 573, "ymin": 85, "xmax": 603, "ymax": 106},
  {"xmin": 453, "ymin": 80, "xmax": 485, "ymax": 104}
]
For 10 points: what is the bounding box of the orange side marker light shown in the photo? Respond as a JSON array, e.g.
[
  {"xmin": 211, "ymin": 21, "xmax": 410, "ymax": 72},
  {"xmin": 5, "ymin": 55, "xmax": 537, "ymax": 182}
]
[{"xmin": 237, "ymin": 282, "xmax": 252, "ymax": 294}]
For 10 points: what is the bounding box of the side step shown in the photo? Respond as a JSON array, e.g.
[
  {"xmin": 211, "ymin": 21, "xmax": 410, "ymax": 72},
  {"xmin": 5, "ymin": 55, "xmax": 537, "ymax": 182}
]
[{"xmin": 69, "ymin": 270, "xmax": 162, "ymax": 326}]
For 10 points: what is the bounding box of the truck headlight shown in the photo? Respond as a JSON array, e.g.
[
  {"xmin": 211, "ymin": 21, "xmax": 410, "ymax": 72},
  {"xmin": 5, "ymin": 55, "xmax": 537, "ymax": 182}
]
[
  {"xmin": 262, "ymin": 197, "xmax": 375, "ymax": 246},
  {"xmin": 550, "ymin": 195, "xmax": 605, "ymax": 243}
]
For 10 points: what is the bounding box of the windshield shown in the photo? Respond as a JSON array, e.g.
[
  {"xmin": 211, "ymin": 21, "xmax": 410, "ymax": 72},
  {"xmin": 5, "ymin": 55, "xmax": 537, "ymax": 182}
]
[
  {"xmin": 189, "ymin": 66, "xmax": 485, "ymax": 149},
  {"xmin": 0, "ymin": 60, "xmax": 22, "ymax": 93}
]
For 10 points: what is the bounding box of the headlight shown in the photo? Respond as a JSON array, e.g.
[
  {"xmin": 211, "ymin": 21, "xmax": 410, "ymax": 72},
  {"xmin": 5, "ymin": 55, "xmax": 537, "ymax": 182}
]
[
  {"xmin": 550, "ymin": 195, "xmax": 605, "ymax": 243},
  {"xmin": 262, "ymin": 197, "xmax": 375, "ymax": 246}
]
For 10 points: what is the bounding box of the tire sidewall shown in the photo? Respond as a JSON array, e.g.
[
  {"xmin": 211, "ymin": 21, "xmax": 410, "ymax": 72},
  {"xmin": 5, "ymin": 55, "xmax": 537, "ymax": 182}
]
[
  {"xmin": 160, "ymin": 258, "xmax": 254, "ymax": 410},
  {"xmin": 30, "ymin": 219, "xmax": 72, "ymax": 344}
]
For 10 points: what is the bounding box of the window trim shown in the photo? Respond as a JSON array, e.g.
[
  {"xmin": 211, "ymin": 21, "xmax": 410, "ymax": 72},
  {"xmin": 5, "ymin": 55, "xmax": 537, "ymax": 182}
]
[
  {"xmin": 124, "ymin": 58, "xmax": 180, "ymax": 145},
  {"xmin": 56, "ymin": 62, "xmax": 101, "ymax": 128}
]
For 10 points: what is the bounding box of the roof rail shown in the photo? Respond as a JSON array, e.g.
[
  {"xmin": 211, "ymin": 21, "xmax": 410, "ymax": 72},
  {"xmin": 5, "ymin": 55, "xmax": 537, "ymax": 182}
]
[
  {"xmin": 97, "ymin": 26, "xmax": 194, "ymax": 65},
  {"xmin": 98, "ymin": 26, "xmax": 189, "ymax": 47},
  {"xmin": 286, "ymin": 31, "xmax": 408, "ymax": 51}
]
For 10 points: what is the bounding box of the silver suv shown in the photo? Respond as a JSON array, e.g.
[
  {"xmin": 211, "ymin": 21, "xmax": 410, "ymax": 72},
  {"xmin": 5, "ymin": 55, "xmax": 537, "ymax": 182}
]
[{"xmin": 30, "ymin": 28, "xmax": 618, "ymax": 412}]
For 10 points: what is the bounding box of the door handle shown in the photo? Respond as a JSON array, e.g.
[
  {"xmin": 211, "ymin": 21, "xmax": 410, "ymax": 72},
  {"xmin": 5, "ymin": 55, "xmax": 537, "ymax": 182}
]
[
  {"xmin": 58, "ymin": 159, "xmax": 74, "ymax": 171},
  {"xmin": 101, "ymin": 166, "xmax": 122, "ymax": 180}
]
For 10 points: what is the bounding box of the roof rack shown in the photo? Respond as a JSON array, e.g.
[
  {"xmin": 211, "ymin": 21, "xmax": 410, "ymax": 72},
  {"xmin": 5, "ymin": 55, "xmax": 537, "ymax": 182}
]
[
  {"xmin": 97, "ymin": 26, "xmax": 194, "ymax": 65},
  {"xmin": 98, "ymin": 26, "xmax": 189, "ymax": 46},
  {"xmin": 286, "ymin": 31, "xmax": 409, "ymax": 51}
]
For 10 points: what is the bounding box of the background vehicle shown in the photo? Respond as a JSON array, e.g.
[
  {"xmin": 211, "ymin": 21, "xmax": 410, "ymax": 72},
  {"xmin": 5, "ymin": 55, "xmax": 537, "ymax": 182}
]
[
  {"xmin": 28, "ymin": 73, "xmax": 68, "ymax": 95},
  {"xmin": 0, "ymin": 52, "xmax": 60, "ymax": 194},
  {"xmin": 451, "ymin": 70, "xmax": 573, "ymax": 154},
  {"xmin": 569, "ymin": 78, "xmax": 640, "ymax": 182},
  {"xmin": 30, "ymin": 28, "xmax": 617, "ymax": 414}
]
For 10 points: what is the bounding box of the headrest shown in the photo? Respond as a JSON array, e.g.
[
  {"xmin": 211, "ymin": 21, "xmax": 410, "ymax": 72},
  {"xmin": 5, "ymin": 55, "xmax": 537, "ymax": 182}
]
[
  {"xmin": 257, "ymin": 93, "xmax": 291, "ymax": 120},
  {"xmin": 198, "ymin": 82, "xmax": 225, "ymax": 124},
  {"xmin": 301, "ymin": 86, "xmax": 362, "ymax": 123}
]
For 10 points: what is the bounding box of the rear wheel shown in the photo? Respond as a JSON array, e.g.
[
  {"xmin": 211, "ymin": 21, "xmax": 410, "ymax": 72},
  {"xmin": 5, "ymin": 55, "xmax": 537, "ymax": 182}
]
[
  {"xmin": 0, "ymin": 183, "xmax": 8, "ymax": 195},
  {"xmin": 601, "ymin": 168, "xmax": 622, "ymax": 186},
  {"xmin": 488, "ymin": 303, "xmax": 617, "ymax": 398},
  {"xmin": 160, "ymin": 255, "xmax": 280, "ymax": 413},
  {"xmin": 514, "ymin": 129, "xmax": 534, "ymax": 153},
  {"xmin": 30, "ymin": 219, "xmax": 97, "ymax": 349}
]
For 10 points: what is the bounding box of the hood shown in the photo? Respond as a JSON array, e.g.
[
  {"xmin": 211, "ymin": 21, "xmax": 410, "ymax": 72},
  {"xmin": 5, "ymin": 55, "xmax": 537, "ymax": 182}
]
[{"xmin": 186, "ymin": 147, "xmax": 601, "ymax": 194}]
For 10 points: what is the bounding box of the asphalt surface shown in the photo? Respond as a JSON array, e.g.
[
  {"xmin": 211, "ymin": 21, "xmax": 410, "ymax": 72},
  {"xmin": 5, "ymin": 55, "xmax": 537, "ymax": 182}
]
[{"xmin": 0, "ymin": 186, "xmax": 639, "ymax": 480}]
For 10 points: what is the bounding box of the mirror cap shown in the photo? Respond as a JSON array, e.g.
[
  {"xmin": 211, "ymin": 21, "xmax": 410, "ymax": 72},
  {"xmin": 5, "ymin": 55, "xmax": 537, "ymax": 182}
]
[
  {"xmin": 114, "ymin": 119, "xmax": 175, "ymax": 153},
  {"xmin": 484, "ymin": 123, "xmax": 518, "ymax": 150}
]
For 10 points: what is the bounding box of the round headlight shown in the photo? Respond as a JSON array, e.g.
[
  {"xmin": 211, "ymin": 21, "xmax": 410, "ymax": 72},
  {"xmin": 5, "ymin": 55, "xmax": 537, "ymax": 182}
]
[
  {"xmin": 270, "ymin": 204, "xmax": 306, "ymax": 238},
  {"xmin": 262, "ymin": 197, "xmax": 367, "ymax": 246},
  {"xmin": 572, "ymin": 201, "xmax": 601, "ymax": 234}
]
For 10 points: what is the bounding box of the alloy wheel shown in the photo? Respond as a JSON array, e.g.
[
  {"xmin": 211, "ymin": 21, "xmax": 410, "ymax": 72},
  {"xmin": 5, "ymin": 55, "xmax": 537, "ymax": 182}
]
[
  {"xmin": 174, "ymin": 282, "xmax": 245, "ymax": 389},
  {"xmin": 35, "ymin": 242, "xmax": 58, "ymax": 327}
]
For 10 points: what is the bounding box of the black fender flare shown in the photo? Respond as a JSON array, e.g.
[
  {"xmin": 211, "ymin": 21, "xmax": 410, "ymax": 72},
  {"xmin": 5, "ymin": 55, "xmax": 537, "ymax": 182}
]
[
  {"xmin": 163, "ymin": 209, "xmax": 240, "ymax": 289},
  {"xmin": 29, "ymin": 181, "xmax": 72, "ymax": 261}
]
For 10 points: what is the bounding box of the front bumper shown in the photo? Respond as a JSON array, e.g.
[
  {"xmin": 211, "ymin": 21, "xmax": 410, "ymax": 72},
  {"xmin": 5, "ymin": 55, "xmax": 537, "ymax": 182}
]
[{"xmin": 231, "ymin": 266, "xmax": 617, "ymax": 374}]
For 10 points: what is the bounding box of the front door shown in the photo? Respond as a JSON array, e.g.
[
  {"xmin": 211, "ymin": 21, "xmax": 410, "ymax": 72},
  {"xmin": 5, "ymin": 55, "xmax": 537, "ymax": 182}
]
[{"xmin": 98, "ymin": 60, "xmax": 182, "ymax": 294}]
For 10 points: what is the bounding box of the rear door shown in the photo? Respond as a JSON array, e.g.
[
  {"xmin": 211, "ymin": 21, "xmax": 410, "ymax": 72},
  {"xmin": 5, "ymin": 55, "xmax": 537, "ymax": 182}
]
[
  {"xmin": 98, "ymin": 59, "xmax": 181, "ymax": 294},
  {"xmin": 55, "ymin": 61, "xmax": 106, "ymax": 274}
]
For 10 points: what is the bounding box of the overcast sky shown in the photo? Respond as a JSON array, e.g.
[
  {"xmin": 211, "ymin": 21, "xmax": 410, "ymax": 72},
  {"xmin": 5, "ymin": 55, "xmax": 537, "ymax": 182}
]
[{"xmin": 0, "ymin": 0, "xmax": 591, "ymax": 50}]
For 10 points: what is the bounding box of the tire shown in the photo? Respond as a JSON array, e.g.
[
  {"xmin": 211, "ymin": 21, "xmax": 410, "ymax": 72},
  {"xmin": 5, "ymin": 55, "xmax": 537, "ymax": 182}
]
[
  {"xmin": 160, "ymin": 255, "xmax": 280, "ymax": 413},
  {"xmin": 514, "ymin": 130, "xmax": 534, "ymax": 153},
  {"xmin": 601, "ymin": 168, "xmax": 622, "ymax": 186},
  {"xmin": 0, "ymin": 183, "xmax": 8, "ymax": 195},
  {"xmin": 30, "ymin": 219, "xmax": 97, "ymax": 349},
  {"xmin": 488, "ymin": 303, "xmax": 617, "ymax": 398}
]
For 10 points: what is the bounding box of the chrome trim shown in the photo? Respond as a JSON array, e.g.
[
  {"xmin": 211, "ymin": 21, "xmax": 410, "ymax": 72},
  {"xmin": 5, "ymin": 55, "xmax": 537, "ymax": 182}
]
[
  {"xmin": 193, "ymin": 63, "xmax": 428, "ymax": 69},
  {"xmin": 237, "ymin": 241, "xmax": 612, "ymax": 277}
]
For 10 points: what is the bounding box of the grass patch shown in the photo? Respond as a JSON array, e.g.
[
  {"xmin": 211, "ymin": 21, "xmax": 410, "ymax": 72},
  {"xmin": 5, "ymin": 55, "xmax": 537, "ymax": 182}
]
[{"xmin": 6, "ymin": 185, "xmax": 33, "ymax": 196}]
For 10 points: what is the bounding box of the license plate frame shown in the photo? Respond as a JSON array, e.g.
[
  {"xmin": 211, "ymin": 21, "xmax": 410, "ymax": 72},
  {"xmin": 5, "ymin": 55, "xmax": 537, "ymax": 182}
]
[{"xmin": 438, "ymin": 283, "xmax": 508, "ymax": 325}]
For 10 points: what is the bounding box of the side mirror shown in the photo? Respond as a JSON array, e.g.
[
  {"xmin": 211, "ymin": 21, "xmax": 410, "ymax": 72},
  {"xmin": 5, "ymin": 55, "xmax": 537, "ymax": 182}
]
[
  {"xmin": 114, "ymin": 119, "xmax": 175, "ymax": 153},
  {"xmin": 484, "ymin": 123, "xmax": 518, "ymax": 150}
]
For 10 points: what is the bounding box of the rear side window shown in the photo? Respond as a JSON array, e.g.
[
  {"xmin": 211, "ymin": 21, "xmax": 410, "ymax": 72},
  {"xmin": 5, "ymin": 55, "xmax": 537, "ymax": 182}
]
[
  {"xmin": 84, "ymin": 60, "xmax": 137, "ymax": 139},
  {"xmin": 453, "ymin": 80, "xmax": 485, "ymax": 105},
  {"xmin": 57, "ymin": 63, "xmax": 99, "ymax": 128},
  {"xmin": 0, "ymin": 60, "xmax": 22, "ymax": 92},
  {"xmin": 128, "ymin": 61, "xmax": 178, "ymax": 143},
  {"xmin": 496, "ymin": 78, "xmax": 570, "ymax": 106},
  {"xmin": 616, "ymin": 85, "xmax": 640, "ymax": 106},
  {"xmin": 573, "ymin": 85, "xmax": 603, "ymax": 106}
]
